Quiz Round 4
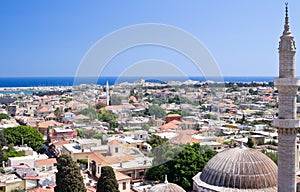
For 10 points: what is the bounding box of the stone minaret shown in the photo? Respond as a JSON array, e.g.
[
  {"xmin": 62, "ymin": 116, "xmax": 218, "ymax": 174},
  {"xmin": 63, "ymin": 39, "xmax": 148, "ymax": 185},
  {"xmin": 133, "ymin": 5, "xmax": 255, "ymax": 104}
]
[
  {"xmin": 106, "ymin": 80, "xmax": 110, "ymax": 106},
  {"xmin": 273, "ymin": 3, "xmax": 298, "ymax": 192}
]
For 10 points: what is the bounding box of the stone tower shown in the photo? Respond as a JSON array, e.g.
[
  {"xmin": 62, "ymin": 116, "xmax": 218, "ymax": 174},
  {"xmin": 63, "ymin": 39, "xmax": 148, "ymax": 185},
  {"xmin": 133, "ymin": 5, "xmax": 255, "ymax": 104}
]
[{"xmin": 273, "ymin": 3, "xmax": 299, "ymax": 192}]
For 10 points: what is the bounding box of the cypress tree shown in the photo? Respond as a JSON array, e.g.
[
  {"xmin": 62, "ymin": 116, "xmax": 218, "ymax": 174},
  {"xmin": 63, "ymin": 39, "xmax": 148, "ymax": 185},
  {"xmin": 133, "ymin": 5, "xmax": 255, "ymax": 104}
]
[
  {"xmin": 54, "ymin": 154, "xmax": 86, "ymax": 192},
  {"xmin": 96, "ymin": 166, "xmax": 120, "ymax": 192}
]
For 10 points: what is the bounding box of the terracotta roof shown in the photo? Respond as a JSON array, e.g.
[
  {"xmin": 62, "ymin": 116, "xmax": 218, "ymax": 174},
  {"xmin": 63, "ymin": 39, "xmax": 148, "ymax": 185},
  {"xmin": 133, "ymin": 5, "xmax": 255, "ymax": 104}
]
[
  {"xmin": 86, "ymin": 186, "xmax": 97, "ymax": 192},
  {"xmin": 114, "ymin": 170, "xmax": 131, "ymax": 181},
  {"xmin": 169, "ymin": 133, "xmax": 192, "ymax": 145},
  {"xmin": 24, "ymin": 176, "xmax": 42, "ymax": 180},
  {"xmin": 88, "ymin": 153, "xmax": 107, "ymax": 165},
  {"xmin": 166, "ymin": 114, "xmax": 181, "ymax": 117},
  {"xmin": 168, "ymin": 119, "xmax": 182, "ymax": 125},
  {"xmin": 161, "ymin": 122, "xmax": 179, "ymax": 130},
  {"xmin": 75, "ymin": 114, "xmax": 89, "ymax": 120},
  {"xmin": 46, "ymin": 113, "xmax": 57, "ymax": 119},
  {"xmin": 189, "ymin": 138, "xmax": 201, "ymax": 144},
  {"xmin": 52, "ymin": 140, "xmax": 70, "ymax": 147},
  {"xmin": 37, "ymin": 107, "xmax": 52, "ymax": 113},
  {"xmin": 35, "ymin": 158, "xmax": 57, "ymax": 165},
  {"xmin": 38, "ymin": 120, "xmax": 63, "ymax": 128},
  {"xmin": 89, "ymin": 152, "xmax": 134, "ymax": 165},
  {"xmin": 108, "ymin": 140, "xmax": 122, "ymax": 145}
]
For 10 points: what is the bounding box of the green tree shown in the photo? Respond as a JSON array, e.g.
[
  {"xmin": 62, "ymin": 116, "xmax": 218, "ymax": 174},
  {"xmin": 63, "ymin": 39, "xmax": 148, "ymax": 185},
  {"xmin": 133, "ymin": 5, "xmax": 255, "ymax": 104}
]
[
  {"xmin": 0, "ymin": 143, "xmax": 26, "ymax": 162},
  {"xmin": 98, "ymin": 109, "xmax": 118, "ymax": 129},
  {"xmin": 10, "ymin": 188, "xmax": 25, "ymax": 192},
  {"xmin": 3, "ymin": 126, "xmax": 43, "ymax": 151},
  {"xmin": 147, "ymin": 135, "xmax": 168, "ymax": 148},
  {"xmin": 0, "ymin": 130, "xmax": 7, "ymax": 148},
  {"xmin": 59, "ymin": 98, "xmax": 73, "ymax": 103},
  {"xmin": 76, "ymin": 129, "xmax": 88, "ymax": 138},
  {"xmin": 168, "ymin": 95, "xmax": 181, "ymax": 104},
  {"xmin": 97, "ymin": 166, "xmax": 120, "ymax": 192},
  {"xmin": 54, "ymin": 107, "xmax": 63, "ymax": 118},
  {"xmin": 5, "ymin": 150, "xmax": 25, "ymax": 159},
  {"xmin": 148, "ymin": 105, "xmax": 166, "ymax": 119},
  {"xmin": 145, "ymin": 143, "xmax": 216, "ymax": 191},
  {"xmin": 96, "ymin": 102, "xmax": 106, "ymax": 110},
  {"xmin": 0, "ymin": 113, "xmax": 10, "ymax": 120},
  {"xmin": 54, "ymin": 154, "xmax": 86, "ymax": 192},
  {"xmin": 247, "ymin": 138, "xmax": 254, "ymax": 148},
  {"xmin": 80, "ymin": 107, "xmax": 98, "ymax": 120},
  {"xmin": 93, "ymin": 133, "xmax": 104, "ymax": 140},
  {"xmin": 262, "ymin": 149, "xmax": 278, "ymax": 165}
]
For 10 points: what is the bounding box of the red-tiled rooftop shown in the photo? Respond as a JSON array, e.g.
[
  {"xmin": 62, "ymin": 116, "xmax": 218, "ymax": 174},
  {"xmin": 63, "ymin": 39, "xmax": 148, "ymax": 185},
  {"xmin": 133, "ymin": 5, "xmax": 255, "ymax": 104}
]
[
  {"xmin": 166, "ymin": 114, "xmax": 181, "ymax": 117},
  {"xmin": 38, "ymin": 120, "xmax": 63, "ymax": 128},
  {"xmin": 35, "ymin": 158, "xmax": 57, "ymax": 165},
  {"xmin": 23, "ymin": 176, "xmax": 42, "ymax": 180},
  {"xmin": 88, "ymin": 152, "xmax": 134, "ymax": 165},
  {"xmin": 161, "ymin": 123, "xmax": 179, "ymax": 130},
  {"xmin": 108, "ymin": 139, "xmax": 122, "ymax": 145},
  {"xmin": 114, "ymin": 170, "xmax": 131, "ymax": 181},
  {"xmin": 52, "ymin": 140, "xmax": 70, "ymax": 147}
]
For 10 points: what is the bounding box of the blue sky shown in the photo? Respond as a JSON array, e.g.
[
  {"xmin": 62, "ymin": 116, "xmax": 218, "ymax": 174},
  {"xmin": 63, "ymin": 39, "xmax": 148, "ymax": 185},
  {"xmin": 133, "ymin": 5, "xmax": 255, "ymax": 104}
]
[{"xmin": 0, "ymin": 0, "xmax": 299, "ymax": 77}]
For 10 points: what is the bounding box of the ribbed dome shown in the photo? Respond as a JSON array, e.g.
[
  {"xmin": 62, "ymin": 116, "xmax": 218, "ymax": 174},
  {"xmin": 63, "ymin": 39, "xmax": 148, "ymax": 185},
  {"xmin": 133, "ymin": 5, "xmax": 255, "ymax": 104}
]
[
  {"xmin": 200, "ymin": 146, "xmax": 277, "ymax": 190},
  {"xmin": 148, "ymin": 177, "xmax": 185, "ymax": 192},
  {"xmin": 148, "ymin": 183, "xmax": 185, "ymax": 192}
]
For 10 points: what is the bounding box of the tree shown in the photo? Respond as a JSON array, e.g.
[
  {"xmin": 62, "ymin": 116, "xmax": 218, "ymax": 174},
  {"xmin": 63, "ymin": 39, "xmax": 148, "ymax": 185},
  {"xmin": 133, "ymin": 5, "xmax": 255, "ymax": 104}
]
[
  {"xmin": 55, "ymin": 154, "xmax": 86, "ymax": 192},
  {"xmin": 98, "ymin": 109, "xmax": 118, "ymax": 128},
  {"xmin": 54, "ymin": 107, "xmax": 63, "ymax": 118},
  {"xmin": 262, "ymin": 149, "xmax": 278, "ymax": 165},
  {"xmin": 0, "ymin": 113, "xmax": 10, "ymax": 120},
  {"xmin": 0, "ymin": 130, "xmax": 7, "ymax": 148},
  {"xmin": 97, "ymin": 166, "xmax": 120, "ymax": 192},
  {"xmin": 80, "ymin": 107, "xmax": 98, "ymax": 120},
  {"xmin": 0, "ymin": 143, "xmax": 26, "ymax": 162},
  {"xmin": 247, "ymin": 137, "xmax": 254, "ymax": 148},
  {"xmin": 3, "ymin": 126, "xmax": 43, "ymax": 151},
  {"xmin": 147, "ymin": 135, "xmax": 168, "ymax": 148},
  {"xmin": 96, "ymin": 102, "xmax": 106, "ymax": 110},
  {"xmin": 148, "ymin": 105, "xmax": 166, "ymax": 119},
  {"xmin": 10, "ymin": 188, "xmax": 25, "ymax": 192},
  {"xmin": 145, "ymin": 143, "xmax": 216, "ymax": 191},
  {"xmin": 76, "ymin": 129, "xmax": 88, "ymax": 138},
  {"xmin": 168, "ymin": 95, "xmax": 181, "ymax": 104}
]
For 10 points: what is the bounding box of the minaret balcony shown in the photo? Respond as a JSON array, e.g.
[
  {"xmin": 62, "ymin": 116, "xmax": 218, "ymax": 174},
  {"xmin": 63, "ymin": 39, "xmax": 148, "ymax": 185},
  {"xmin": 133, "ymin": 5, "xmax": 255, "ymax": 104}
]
[
  {"xmin": 274, "ymin": 77, "xmax": 300, "ymax": 87},
  {"xmin": 273, "ymin": 119, "xmax": 300, "ymax": 129}
]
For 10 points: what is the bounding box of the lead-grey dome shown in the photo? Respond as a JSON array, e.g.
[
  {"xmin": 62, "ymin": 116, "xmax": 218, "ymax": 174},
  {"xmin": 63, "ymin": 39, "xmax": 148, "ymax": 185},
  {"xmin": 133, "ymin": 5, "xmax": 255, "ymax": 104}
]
[
  {"xmin": 148, "ymin": 182, "xmax": 185, "ymax": 192},
  {"xmin": 199, "ymin": 147, "xmax": 277, "ymax": 190},
  {"xmin": 148, "ymin": 176, "xmax": 185, "ymax": 192}
]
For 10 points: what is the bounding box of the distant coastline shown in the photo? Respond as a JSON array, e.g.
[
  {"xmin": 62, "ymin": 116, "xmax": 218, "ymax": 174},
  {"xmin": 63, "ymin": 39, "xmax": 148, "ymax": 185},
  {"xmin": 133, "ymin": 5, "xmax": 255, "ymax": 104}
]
[{"xmin": 0, "ymin": 76, "xmax": 275, "ymax": 88}]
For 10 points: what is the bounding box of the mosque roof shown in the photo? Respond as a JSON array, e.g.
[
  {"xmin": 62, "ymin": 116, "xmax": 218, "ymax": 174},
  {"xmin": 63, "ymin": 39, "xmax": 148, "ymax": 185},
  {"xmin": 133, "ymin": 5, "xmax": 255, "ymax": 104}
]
[
  {"xmin": 148, "ymin": 176, "xmax": 185, "ymax": 192},
  {"xmin": 198, "ymin": 146, "xmax": 277, "ymax": 191}
]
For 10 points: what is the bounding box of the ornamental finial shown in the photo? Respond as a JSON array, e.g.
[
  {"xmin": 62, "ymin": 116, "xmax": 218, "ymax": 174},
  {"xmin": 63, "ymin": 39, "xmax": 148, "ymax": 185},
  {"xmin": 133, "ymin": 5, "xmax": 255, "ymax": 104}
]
[
  {"xmin": 283, "ymin": 2, "xmax": 291, "ymax": 35},
  {"xmin": 285, "ymin": 2, "xmax": 288, "ymax": 17}
]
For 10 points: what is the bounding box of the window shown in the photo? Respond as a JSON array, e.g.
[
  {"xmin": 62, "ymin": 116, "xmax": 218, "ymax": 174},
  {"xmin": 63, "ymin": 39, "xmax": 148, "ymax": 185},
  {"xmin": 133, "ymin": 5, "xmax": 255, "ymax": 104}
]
[
  {"xmin": 139, "ymin": 171, "xmax": 144, "ymax": 177},
  {"xmin": 123, "ymin": 182, "xmax": 126, "ymax": 190},
  {"xmin": 115, "ymin": 147, "xmax": 118, "ymax": 153}
]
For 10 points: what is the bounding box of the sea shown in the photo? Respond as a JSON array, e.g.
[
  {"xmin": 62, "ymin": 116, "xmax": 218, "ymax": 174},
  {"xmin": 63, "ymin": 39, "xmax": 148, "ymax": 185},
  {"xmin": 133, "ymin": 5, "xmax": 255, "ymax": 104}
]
[{"xmin": 0, "ymin": 76, "xmax": 275, "ymax": 94}]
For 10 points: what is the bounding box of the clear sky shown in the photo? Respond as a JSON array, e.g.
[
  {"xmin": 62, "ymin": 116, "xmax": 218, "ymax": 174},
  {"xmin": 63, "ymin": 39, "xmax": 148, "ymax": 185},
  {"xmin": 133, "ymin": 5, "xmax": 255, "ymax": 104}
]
[{"xmin": 1, "ymin": 0, "xmax": 300, "ymax": 77}]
